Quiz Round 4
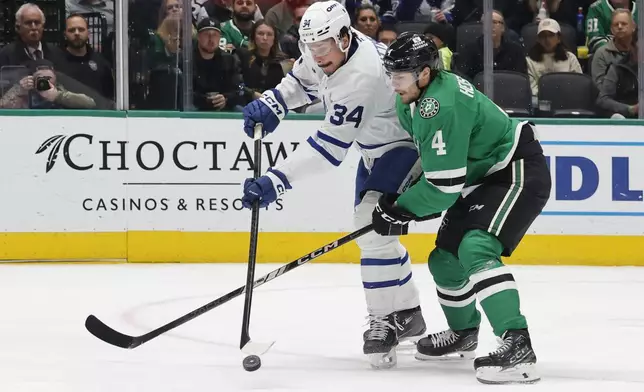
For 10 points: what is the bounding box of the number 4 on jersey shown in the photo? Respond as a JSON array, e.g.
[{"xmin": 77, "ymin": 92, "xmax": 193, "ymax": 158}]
[{"xmin": 432, "ymin": 130, "xmax": 447, "ymax": 155}]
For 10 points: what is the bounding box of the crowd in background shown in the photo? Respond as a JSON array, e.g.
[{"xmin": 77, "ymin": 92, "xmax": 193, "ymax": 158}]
[{"xmin": 0, "ymin": 0, "xmax": 639, "ymax": 118}]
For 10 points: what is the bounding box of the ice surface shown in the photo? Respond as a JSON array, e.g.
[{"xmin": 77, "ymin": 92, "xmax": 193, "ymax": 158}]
[{"xmin": 1, "ymin": 263, "xmax": 643, "ymax": 391}]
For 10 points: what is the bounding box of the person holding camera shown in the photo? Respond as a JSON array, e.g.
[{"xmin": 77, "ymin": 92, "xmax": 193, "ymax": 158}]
[{"xmin": 0, "ymin": 59, "xmax": 96, "ymax": 109}]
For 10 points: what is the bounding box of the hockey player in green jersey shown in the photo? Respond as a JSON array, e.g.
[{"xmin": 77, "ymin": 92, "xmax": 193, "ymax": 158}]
[
  {"xmin": 586, "ymin": 0, "xmax": 638, "ymax": 54},
  {"xmin": 372, "ymin": 32, "xmax": 552, "ymax": 384}
]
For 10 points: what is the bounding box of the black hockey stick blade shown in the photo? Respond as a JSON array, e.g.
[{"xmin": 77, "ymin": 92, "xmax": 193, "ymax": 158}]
[
  {"xmin": 84, "ymin": 224, "xmax": 373, "ymax": 350},
  {"xmin": 85, "ymin": 314, "xmax": 139, "ymax": 349}
]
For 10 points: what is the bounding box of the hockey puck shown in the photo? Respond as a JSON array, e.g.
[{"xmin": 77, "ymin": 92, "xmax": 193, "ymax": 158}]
[{"xmin": 243, "ymin": 355, "xmax": 261, "ymax": 372}]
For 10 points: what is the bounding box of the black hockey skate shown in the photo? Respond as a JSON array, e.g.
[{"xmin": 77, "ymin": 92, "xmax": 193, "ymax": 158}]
[
  {"xmin": 363, "ymin": 313, "xmax": 398, "ymax": 369},
  {"xmin": 474, "ymin": 329, "xmax": 540, "ymax": 384},
  {"xmin": 363, "ymin": 306, "xmax": 426, "ymax": 343},
  {"xmin": 415, "ymin": 327, "xmax": 478, "ymax": 361},
  {"xmin": 395, "ymin": 306, "xmax": 427, "ymax": 343}
]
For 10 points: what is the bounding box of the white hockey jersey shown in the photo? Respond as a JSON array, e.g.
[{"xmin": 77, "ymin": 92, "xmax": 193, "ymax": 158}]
[{"xmin": 272, "ymin": 28, "xmax": 415, "ymax": 183}]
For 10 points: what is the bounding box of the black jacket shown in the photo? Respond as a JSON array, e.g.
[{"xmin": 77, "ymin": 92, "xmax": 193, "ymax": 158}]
[
  {"xmin": 597, "ymin": 60, "xmax": 638, "ymax": 117},
  {"xmin": 193, "ymin": 48, "xmax": 245, "ymax": 111},
  {"xmin": 0, "ymin": 40, "xmax": 66, "ymax": 69},
  {"xmin": 455, "ymin": 34, "xmax": 527, "ymax": 81},
  {"xmin": 57, "ymin": 46, "xmax": 115, "ymax": 107},
  {"xmin": 236, "ymin": 48, "xmax": 286, "ymax": 100}
]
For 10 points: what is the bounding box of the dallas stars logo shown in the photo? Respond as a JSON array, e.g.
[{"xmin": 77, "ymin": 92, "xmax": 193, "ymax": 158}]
[{"xmin": 419, "ymin": 97, "xmax": 440, "ymax": 118}]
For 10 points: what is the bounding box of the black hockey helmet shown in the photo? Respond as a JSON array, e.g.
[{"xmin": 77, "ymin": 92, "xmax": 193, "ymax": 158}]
[{"xmin": 383, "ymin": 32, "xmax": 441, "ymax": 74}]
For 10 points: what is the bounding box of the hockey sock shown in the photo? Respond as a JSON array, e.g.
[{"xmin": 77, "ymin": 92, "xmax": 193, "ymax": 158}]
[
  {"xmin": 458, "ymin": 230, "xmax": 528, "ymax": 336},
  {"xmin": 429, "ymin": 247, "xmax": 482, "ymax": 331}
]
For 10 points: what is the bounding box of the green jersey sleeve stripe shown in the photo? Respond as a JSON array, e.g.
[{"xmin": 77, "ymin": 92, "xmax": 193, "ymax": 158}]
[
  {"xmin": 429, "ymin": 182, "xmax": 465, "ymax": 194},
  {"xmin": 424, "ymin": 167, "xmax": 467, "ymax": 179}
]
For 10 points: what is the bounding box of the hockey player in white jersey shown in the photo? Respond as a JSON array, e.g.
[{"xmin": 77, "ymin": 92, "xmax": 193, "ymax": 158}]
[{"xmin": 239, "ymin": 0, "xmax": 431, "ymax": 368}]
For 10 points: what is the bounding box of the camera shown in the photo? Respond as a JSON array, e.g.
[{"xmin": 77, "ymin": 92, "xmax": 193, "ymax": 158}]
[{"xmin": 36, "ymin": 76, "xmax": 51, "ymax": 91}]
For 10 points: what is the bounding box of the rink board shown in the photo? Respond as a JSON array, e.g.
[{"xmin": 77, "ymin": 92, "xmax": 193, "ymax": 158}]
[{"xmin": 0, "ymin": 111, "xmax": 642, "ymax": 265}]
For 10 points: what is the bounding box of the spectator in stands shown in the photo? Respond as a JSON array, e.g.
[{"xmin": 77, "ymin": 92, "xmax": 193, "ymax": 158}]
[
  {"xmin": 279, "ymin": 3, "xmax": 310, "ymax": 59},
  {"xmin": 0, "ymin": 4, "xmax": 65, "ymax": 68},
  {"xmin": 454, "ymin": 10, "xmax": 526, "ymax": 81},
  {"xmin": 451, "ymin": 0, "xmax": 531, "ymax": 35},
  {"xmin": 526, "ymin": 18, "xmax": 582, "ymax": 98},
  {"xmin": 151, "ymin": 0, "xmax": 197, "ymax": 67},
  {"xmin": 424, "ymin": 22, "xmax": 454, "ymax": 70},
  {"xmin": 237, "ymin": 21, "xmax": 290, "ymax": 101},
  {"xmin": 193, "ymin": 18, "xmax": 246, "ymax": 111},
  {"xmin": 591, "ymin": 9, "xmax": 635, "ymax": 89},
  {"xmin": 265, "ymin": 0, "xmax": 314, "ymax": 37},
  {"xmin": 66, "ymin": 0, "xmax": 115, "ymax": 34},
  {"xmin": 60, "ymin": 14, "xmax": 114, "ymax": 104},
  {"xmin": 354, "ymin": 4, "xmax": 381, "ymax": 40},
  {"xmin": 529, "ymin": 0, "xmax": 590, "ymax": 43},
  {"xmin": 192, "ymin": 0, "xmax": 263, "ymax": 25},
  {"xmin": 395, "ymin": 0, "xmax": 455, "ymax": 23},
  {"xmin": 220, "ymin": 0, "xmax": 258, "ymax": 51},
  {"xmin": 596, "ymin": 33, "xmax": 638, "ymax": 118},
  {"xmin": 0, "ymin": 59, "xmax": 95, "ymax": 109},
  {"xmin": 378, "ymin": 24, "xmax": 398, "ymax": 46},
  {"xmin": 586, "ymin": 0, "xmax": 637, "ymax": 55}
]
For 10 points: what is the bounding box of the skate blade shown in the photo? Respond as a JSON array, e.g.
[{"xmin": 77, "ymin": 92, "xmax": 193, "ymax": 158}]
[
  {"xmin": 415, "ymin": 350, "xmax": 476, "ymax": 361},
  {"xmin": 398, "ymin": 336, "xmax": 422, "ymax": 348},
  {"xmin": 476, "ymin": 363, "xmax": 540, "ymax": 384},
  {"xmin": 367, "ymin": 348, "xmax": 397, "ymax": 369}
]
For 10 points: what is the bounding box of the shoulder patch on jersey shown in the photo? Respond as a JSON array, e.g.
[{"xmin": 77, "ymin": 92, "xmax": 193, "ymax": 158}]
[{"xmin": 419, "ymin": 97, "xmax": 440, "ymax": 118}]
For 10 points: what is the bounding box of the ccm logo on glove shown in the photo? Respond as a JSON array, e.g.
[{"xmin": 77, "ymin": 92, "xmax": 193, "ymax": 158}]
[{"xmin": 375, "ymin": 204, "xmax": 408, "ymax": 225}]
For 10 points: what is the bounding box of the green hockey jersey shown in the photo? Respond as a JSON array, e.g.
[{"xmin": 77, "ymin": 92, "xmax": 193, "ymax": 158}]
[
  {"xmin": 586, "ymin": 0, "xmax": 638, "ymax": 53},
  {"xmin": 395, "ymin": 72, "xmax": 524, "ymax": 218},
  {"xmin": 220, "ymin": 20, "xmax": 251, "ymax": 50}
]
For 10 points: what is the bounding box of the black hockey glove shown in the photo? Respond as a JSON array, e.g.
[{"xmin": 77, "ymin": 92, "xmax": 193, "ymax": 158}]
[
  {"xmin": 372, "ymin": 194, "xmax": 443, "ymax": 236},
  {"xmin": 372, "ymin": 194, "xmax": 419, "ymax": 236}
]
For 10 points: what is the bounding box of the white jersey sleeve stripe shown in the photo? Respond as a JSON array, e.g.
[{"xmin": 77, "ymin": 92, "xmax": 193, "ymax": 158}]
[
  {"xmin": 316, "ymin": 130, "xmax": 353, "ymax": 149},
  {"xmin": 424, "ymin": 167, "xmax": 467, "ymax": 179},
  {"xmin": 429, "ymin": 182, "xmax": 465, "ymax": 194},
  {"xmin": 306, "ymin": 137, "xmax": 342, "ymax": 166}
]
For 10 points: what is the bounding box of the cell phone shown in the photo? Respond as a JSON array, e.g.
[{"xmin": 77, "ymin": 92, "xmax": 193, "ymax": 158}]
[{"xmin": 36, "ymin": 76, "xmax": 51, "ymax": 91}]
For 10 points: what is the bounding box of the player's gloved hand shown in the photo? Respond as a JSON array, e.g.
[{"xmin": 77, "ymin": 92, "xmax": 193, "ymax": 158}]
[
  {"xmin": 372, "ymin": 194, "xmax": 418, "ymax": 236},
  {"xmin": 241, "ymin": 168, "xmax": 292, "ymax": 209},
  {"xmin": 242, "ymin": 89, "xmax": 288, "ymax": 138},
  {"xmin": 372, "ymin": 194, "xmax": 442, "ymax": 236}
]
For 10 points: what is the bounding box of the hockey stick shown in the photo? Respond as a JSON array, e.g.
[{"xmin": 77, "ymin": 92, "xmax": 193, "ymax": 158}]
[
  {"xmin": 239, "ymin": 124, "xmax": 268, "ymax": 355},
  {"xmin": 85, "ymin": 225, "xmax": 374, "ymax": 349}
]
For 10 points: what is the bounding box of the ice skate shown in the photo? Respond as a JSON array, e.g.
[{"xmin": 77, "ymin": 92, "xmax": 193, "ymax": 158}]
[
  {"xmin": 363, "ymin": 313, "xmax": 398, "ymax": 369},
  {"xmin": 395, "ymin": 306, "xmax": 426, "ymax": 344},
  {"xmin": 474, "ymin": 329, "xmax": 540, "ymax": 384},
  {"xmin": 415, "ymin": 327, "xmax": 478, "ymax": 361}
]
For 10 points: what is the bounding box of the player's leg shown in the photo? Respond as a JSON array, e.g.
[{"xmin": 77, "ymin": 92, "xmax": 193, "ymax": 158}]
[
  {"xmin": 354, "ymin": 147, "xmax": 424, "ymax": 368},
  {"xmin": 416, "ymin": 202, "xmax": 480, "ymax": 361},
  {"xmin": 468, "ymin": 151, "xmax": 550, "ymax": 384},
  {"xmin": 441, "ymin": 135, "xmax": 549, "ymax": 383}
]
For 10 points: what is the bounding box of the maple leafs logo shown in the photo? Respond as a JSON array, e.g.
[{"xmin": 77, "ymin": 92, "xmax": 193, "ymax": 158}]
[{"xmin": 36, "ymin": 135, "xmax": 67, "ymax": 173}]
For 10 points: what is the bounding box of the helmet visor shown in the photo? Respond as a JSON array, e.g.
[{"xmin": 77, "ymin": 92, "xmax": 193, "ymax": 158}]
[
  {"xmin": 305, "ymin": 38, "xmax": 336, "ymax": 57},
  {"xmin": 388, "ymin": 71, "xmax": 419, "ymax": 90}
]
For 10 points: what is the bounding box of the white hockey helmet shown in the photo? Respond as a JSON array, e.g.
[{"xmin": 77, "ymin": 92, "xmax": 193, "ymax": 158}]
[{"xmin": 298, "ymin": 1, "xmax": 352, "ymax": 54}]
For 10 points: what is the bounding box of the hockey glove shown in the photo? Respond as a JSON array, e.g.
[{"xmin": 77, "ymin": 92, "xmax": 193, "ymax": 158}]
[
  {"xmin": 241, "ymin": 168, "xmax": 292, "ymax": 209},
  {"xmin": 242, "ymin": 89, "xmax": 288, "ymax": 138},
  {"xmin": 372, "ymin": 194, "xmax": 442, "ymax": 236},
  {"xmin": 372, "ymin": 194, "xmax": 418, "ymax": 236}
]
